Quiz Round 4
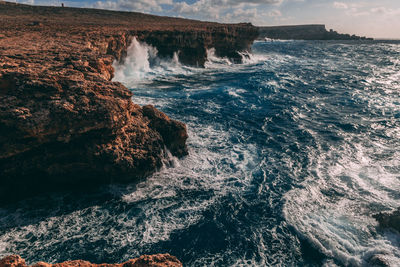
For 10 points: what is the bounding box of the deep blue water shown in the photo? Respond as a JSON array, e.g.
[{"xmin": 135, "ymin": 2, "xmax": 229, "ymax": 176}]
[{"xmin": 1, "ymin": 40, "xmax": 400, "ymax": 266}]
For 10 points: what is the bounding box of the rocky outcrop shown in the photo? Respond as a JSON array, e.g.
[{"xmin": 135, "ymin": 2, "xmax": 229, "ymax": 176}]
[
  {"xmin": 0, "ymin": 63, "xmax": 187, "ymax": 202},
  {"xmin": 0, "ymin": 2, "xmax": 257, "ymax": 202},
  {"xmin": 257, "ymin": 24, "xmax": 372, "ymax": 40},
  {"xmin": 0, "ymin": 254, "xmax": 182, "ymax": 267},
  {"xmin": 142, "ymin": 105, "xmax": 188, "ymax": 157},
  {"xmin": 373, "ymin": 208, "xmax": 400, "ymax": 233}
]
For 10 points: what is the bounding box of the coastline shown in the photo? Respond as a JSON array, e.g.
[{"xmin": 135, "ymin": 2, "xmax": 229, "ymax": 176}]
[
  {"xmin": 257, "ymin": 24, "xmax": 373, "ymax": 41},
  {"xmin": 1, "ymin": 1, "xmax": 399, "ymax": 266},
  {"xmin": 0, "ymin": 1, "xmax": 258, "ymax": 202}
]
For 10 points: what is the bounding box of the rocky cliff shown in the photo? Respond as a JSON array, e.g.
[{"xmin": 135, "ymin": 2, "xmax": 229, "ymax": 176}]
[
  {"xmin": 1, "ymin": 1, "xmax": 258, "ymax": 66},
  {"xmin": 257, "ymin": 24, "xmax": 372, "ymax": 40},
  {"xmin": 0, "ymin": 254, "xmax": 182, "ymax": 267},
  {"xmin": 0, "ymin": 1, "xmax": 258, "ymax": 202}
]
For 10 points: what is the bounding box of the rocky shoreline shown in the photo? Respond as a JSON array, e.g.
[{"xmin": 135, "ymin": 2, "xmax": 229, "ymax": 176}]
[
  {"xmin": 0, "ymin": 254, "xmax": 182, "ymax": 267},
  {"xmin": 0, "ymin": 1, "xmax": 257, "ymax": 203}
]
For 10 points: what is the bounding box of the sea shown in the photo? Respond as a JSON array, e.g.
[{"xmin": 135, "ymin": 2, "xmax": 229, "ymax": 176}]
[{"xmin": 1, "ymin": 39, "xmax": 399, "ymax": 266}]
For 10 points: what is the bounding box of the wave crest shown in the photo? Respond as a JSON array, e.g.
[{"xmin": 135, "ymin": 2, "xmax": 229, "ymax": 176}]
[{"xmin": 112, "ymin": 37, "xmax": 188, "ymax": 87}]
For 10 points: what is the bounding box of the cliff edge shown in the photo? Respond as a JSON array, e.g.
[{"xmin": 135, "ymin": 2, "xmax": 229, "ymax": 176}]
[{"xmin": 0, "ymin": 1, "xmax": 258, "ymax": 202}]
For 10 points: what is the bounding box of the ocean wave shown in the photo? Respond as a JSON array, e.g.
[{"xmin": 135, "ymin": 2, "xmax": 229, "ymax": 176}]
[
  {"xmin": 2, "ymin": 40, "xmax": 400, "ymax": 266},
  {"xmin": 280, "ymin": 41, "xmax": 400, "ymax": 265},
  {"xmin": 112, "ymin": 37, "xmax": 195, "ymax": 87},
  {"xmin": 112, "ymin": 38, "xmax": 267, "ymax": 88}
]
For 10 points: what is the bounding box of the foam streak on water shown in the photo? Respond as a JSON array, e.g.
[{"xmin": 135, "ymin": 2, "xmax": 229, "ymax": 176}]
[{"xmin": 1, "ymin": 40, "xmax": 400, "ymax": 266}]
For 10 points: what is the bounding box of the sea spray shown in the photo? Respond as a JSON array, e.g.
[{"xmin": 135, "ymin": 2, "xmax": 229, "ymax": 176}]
[
  {"xmin": 205, "ymin": 48, "xmax": 233, "ymax": 68},
  {"xmin": 112, "ymin": 37, "xmax": 192, "ymax": 87},
  {"xmin": 113, "ymin": 37, "xmax": 157, "ymax": 83},
  {"xmin": 113, "ymin": 41, "xmax": 266, "ymax": 87}
]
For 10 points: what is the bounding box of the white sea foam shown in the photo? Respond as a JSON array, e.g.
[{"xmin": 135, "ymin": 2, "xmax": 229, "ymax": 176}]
[
  {"xmin": 113, "ymin": 37, "xmax": 157, "ymax": 82},
  {"xmin": 0, "ymin": 119, "xmax": 259, "ymax": 263},
  {"xmin": 0, "ymin": 241, "xmax": 6, "ymax": 256},
  {"xmin": 2, "ymin": 40, "xmax": 399, "ymax": 266},
  {"xmin": 238, "ymin": 50, "xmax": 269, "ymax": 65},
  {"xmin": 252, "ymin": 41, "xmax": 400, "ymax": 265},
  {"xmin": 283, "ymin": 96, "xmax": 400, "ymax": 266},
  {"xmin": 205, "ymin": 48, "xmax": 268, "ymax": 68},
  {"xmin": 112, "ymin": 40, "xmax": 266, "ymax": 90},
  {"xmin": 119, "ymin": 119, "xmax": 259, "ymax": 247},
  {"xmin": 112, "ymin": 37, "xmax": 194, "ymax": 88},
  {"xmin": 204, "ymin": 48, "xmax": 233, "ymax": 68}
]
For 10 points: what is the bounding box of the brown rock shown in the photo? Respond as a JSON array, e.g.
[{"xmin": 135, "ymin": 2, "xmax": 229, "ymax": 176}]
[
  {"xmin": 142, "ymin": 105, "xmax": 188, "ymax": 157},
  {"xmin": 0, "ymin": 254, "xmax": 182, "ymax": 267},
  {"xmin": 0, "ymin": 1, "xmax": 257, "ymax": 202},
  {"xmin": 0, "ymin": 255, "xmax": 26, "ymax": 267},
  {"xmin": 122, "ymin": 254, "xmax": 182, "ymax": 267}
]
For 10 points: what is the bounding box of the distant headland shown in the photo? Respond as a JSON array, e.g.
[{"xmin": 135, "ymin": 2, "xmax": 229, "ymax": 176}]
[{"xmin": 257, "ymin": 24, "xmax": 373, "ymax": 41}]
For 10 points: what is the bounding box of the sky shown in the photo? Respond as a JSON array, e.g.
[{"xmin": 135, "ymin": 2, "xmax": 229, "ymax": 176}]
[{"xmin": 13, "ymin": 0, "xmax": 400, "ymax": 39}]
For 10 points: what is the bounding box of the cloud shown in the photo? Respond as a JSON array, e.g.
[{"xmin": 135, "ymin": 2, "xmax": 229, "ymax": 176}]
[
  {"xmin": 370, "ymin": 7, "xmax": 400, "ymax": 16},
  {"xmin": 93, "ymin": 0, "xmax": 282, "ymax": 20},
  {"xmin": 14, "ymin": 0, "xmax": 35, "ymax": 4},
  {"xmin": 332, "ymin": 2, "xmax": 371, "ymax": 17},
  {"xmin": 94, "ymin": 0, "xmax": 281, "ymax": 13},
  {"xmin": 269, "ymin": 10, "xmax": 282, "ymax": 17},
  {"xmin": 170, "ymin": 0, "xmax": 283, "ymax": 22},
  {"xmin": 172, "ymin": 0, "xmax": 222, "ymax": 19},
  {"xmin": 371, "ymin": 7, "xmax": 386, "ymax": 14},
  {"xmin": 94, "ymin": 0, "xmax": 173, "ymax": 13},
  {"xmin": 333, "ymin": 2, "xmax": 348, "ymax": 10},
  {"xmin": 229, "ymin": 0, "xmax": 282, "ymax": 4},
  {"xmin": 224, "ymin": 7, "xmax": 258, "ymax": 21}
]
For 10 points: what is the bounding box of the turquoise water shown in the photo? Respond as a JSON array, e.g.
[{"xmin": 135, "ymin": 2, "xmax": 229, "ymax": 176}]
[{"xmin": 1, "ymin": 40, "xmax": 400, "ymax": 266}]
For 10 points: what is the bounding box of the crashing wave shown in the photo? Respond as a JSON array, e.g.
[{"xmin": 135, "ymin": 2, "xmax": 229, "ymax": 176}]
[
  {"xmin": 204, "ymin": 48, "xmax": 233, "ymax": 68},
  {"xmin": 112, "ymin": 37, "xmax": 191, "ymax": 87},
  {"xmin": 112, "ymin": 39, "xmax": 266, "ymax": 87},
  {"xmin": 205, "ymin": 48, "xmax": 268, "ymax": 68}
]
